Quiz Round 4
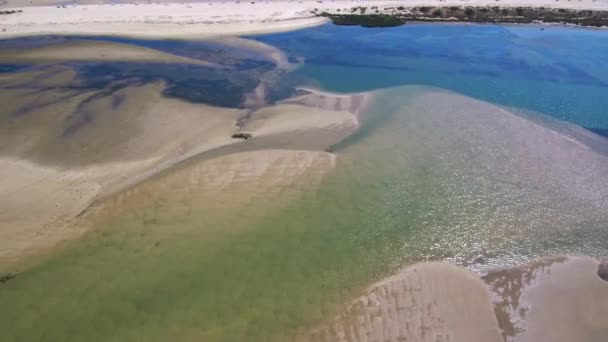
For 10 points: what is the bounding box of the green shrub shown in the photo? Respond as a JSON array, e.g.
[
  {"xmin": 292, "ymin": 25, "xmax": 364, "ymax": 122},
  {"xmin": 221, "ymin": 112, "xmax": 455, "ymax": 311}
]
[{"xmin": 330, "ymin": 14, "xmax": 406, "ymax": 27}]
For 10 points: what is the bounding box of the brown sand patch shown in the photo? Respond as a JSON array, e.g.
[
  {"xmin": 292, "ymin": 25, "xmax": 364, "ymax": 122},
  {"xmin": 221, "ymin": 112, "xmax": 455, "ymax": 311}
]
[{"xmin": 313, "ymin": 262, "xmax": 503, "ymax": 342}]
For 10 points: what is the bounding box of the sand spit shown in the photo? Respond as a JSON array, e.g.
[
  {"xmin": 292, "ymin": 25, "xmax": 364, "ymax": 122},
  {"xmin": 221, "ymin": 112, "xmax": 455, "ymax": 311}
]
[
  {"xmin": 483, "ymin": 256, "xmax": 608, "ymax": 342},
  {"xmin": 236, "ymin": 88, "xmax": 370, "ymax": 150},
  {"xmin": 0, "ymin": 40, "xmax": 221, "ymax": 67},
  {"xmin": 312, "ymin": 262, "xmax": 503, "ymax": 342}
]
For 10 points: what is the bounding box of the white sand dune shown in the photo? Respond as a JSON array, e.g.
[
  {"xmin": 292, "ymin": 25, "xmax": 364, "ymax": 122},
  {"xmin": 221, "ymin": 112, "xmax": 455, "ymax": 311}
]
[{"xmin": 2, "ymin": 0, "xmax": 608, "ymax": 39}]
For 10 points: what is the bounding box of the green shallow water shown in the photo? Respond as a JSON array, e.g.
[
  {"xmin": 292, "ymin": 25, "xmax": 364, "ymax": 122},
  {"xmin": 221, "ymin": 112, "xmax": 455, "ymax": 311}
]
[{"xmin": 2, "ymin": 85, "xmax": 608, "ymax": 341}]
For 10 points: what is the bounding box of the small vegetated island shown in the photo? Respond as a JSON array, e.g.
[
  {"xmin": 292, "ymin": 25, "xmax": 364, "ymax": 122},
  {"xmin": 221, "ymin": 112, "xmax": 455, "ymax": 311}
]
[{"xmin": 319, "ymin": 6, "xmax": 608, "ymax": 28}]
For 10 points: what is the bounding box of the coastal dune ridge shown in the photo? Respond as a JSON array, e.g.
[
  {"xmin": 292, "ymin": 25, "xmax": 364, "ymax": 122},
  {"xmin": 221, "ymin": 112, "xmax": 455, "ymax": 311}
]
[{"xmin": 2, "ymin": 0, "xmax": 608, "ymax": 39}]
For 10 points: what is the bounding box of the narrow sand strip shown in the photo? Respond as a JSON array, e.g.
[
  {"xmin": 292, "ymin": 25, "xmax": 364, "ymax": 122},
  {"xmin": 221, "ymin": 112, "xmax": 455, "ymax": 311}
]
[{"xmin": 0, "ymin": 40, "xmax": 222, "ymax": 67}]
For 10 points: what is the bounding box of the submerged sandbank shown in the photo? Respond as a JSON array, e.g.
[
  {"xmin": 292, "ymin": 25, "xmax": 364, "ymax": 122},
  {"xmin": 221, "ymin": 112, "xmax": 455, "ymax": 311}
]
[{"xmin": 0, "ymin": 56, "xmax": 367, "ymax": 263}]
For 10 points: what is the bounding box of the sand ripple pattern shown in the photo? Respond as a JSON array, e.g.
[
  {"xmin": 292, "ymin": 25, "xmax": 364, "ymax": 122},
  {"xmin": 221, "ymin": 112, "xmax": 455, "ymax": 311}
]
[{"xmin": 312, "ymin": 263, "xmax": 502, "ymax": 342}]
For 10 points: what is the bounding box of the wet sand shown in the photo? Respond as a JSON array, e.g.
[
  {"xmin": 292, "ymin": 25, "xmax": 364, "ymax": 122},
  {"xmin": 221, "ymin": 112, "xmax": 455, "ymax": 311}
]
[
  {"xmin": 313, "ymin": 256, "xmax": 608, "ymax": 342},
  {"xmin": 484, "ymin": 256, "xmax": 608, "ymax": 342},
  {"xmin": 314, "ymin": 262, "xmax": 503, "ymax": 342}
]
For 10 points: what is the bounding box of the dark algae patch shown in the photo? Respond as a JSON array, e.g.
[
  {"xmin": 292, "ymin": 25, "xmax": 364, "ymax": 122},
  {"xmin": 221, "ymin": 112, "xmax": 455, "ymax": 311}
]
[
  {"xmin": 231, "ymin": 132, "xmax": 253, "ymax": 140},
  {"xmin": 0, "ymin": 273, "xmax": 16, "ymax": 284}
]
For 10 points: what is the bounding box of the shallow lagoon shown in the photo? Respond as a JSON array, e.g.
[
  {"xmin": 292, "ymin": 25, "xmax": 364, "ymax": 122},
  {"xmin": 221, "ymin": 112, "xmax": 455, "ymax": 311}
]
[
  {"xmin": 1, "ymin": 23, "xmax": 608, "ymax": 342},
  {"xmin": 253, "ymin": 23, "xmax": 608, "ymax": 130}
]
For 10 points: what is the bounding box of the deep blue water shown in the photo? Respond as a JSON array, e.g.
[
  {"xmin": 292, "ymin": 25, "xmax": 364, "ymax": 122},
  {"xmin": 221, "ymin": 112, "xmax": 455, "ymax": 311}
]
[{"xmin": 251, "ymin": 23, "xmax": 608, "ymax": 130}]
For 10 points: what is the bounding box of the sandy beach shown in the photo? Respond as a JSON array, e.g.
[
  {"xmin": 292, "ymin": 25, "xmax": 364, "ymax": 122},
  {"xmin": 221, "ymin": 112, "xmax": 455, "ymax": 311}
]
[{"xmin": 1, "ymin": 0, "xmax": 608, "ymax": 39}]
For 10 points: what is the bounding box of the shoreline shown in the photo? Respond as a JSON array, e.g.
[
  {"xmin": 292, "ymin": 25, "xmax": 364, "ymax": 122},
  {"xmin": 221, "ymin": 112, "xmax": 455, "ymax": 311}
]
[{"xmin": 1, "ymin": 1, "xmax": 608, "ymax": 39}]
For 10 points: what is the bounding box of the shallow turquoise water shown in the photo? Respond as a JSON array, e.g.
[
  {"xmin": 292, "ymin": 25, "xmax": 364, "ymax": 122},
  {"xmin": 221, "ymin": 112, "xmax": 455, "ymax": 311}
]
[{"xmin": 252, "ymin": 23, "xmax": 608, "ymax": 131}]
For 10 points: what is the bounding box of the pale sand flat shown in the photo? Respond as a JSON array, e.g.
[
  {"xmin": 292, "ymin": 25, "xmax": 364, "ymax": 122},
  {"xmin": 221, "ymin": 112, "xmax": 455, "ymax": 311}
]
[
  {"xmin": 484, "ymin": 256, "xmax": 608, "ymax": 342},
  {"xmin": 312, "ymin": 262, "xmax": 503, "ymax": 342}
]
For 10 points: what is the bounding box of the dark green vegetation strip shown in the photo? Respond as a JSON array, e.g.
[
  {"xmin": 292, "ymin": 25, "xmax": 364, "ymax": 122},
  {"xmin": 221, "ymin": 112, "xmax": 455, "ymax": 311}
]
[
  {"xmin": 320, "ymin": 6, "xmax": 608, "ymax": 28},
  {"xmin": 321, "ymin": 13, "xmax": 406, "ymax": 27}
]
